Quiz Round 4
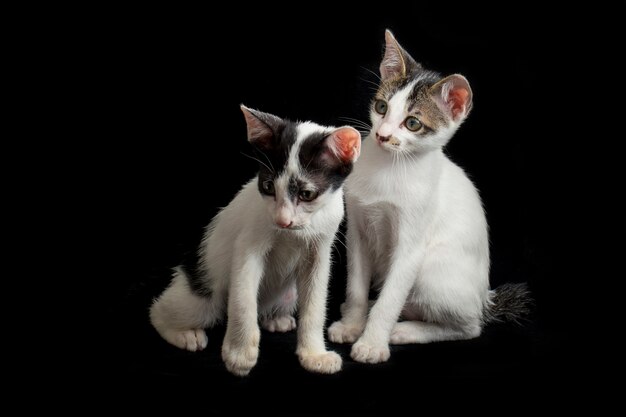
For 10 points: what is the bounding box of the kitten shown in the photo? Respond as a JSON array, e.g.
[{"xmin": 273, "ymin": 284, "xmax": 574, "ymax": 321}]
[
  {"xmin": 328, "ymin": 30, "xmax": 529, "ymax": 363},
  {"xmin": 150, "ymin": 105, "xmax": 361, "ymax": 375}
]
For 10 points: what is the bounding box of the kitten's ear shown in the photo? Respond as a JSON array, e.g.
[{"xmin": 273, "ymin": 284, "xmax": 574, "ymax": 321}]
[
  {"xmin": 240, "ymin": 104, "xmax": 284, "ymax": 149},
  {"xmin": 380, "ymin": 29, "xmax": 421, "ymax": 81},
  {"xmin": 324, "ymin": 126, "xmax": 361, "ymax": 164},
  {"xmin": 430, "ymin": 74, "xmax": 473, "ymax": 121}
]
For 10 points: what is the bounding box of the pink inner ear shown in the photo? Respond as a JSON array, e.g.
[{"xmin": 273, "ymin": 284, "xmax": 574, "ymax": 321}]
[
  {"xmin": 332, "ymin": 127, "xmax": 361, "ymax": 162},
  {"xmin": 449, "ymin": 87, "xmax": 470, "ymax": 118},
  {"xmin": 241, "ymin": 106, "xmax": 273, "ymax": 148}
]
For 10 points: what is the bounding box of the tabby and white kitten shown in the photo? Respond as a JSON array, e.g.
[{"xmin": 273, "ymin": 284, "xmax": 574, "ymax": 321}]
[
  {"xmin": 328, "ymin": 30, "xmax": 528, "ymax": 363},
  {"xmin": 151, "ymin": 105, "xmax": 361, "ymax": 375}
]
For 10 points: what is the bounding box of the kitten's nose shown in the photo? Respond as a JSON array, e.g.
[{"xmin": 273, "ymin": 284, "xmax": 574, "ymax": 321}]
[
  {"xmin": 276, "ymin": 220, "xmax": 293, "ymax": 229},
  {"xmin": 377, "ymin": 134, "xmax": 390, "ymax": 143}
]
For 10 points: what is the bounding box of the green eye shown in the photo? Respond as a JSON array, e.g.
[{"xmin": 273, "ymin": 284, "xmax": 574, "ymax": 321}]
[
  {"xmin": 299, "ymin": 189, "xmax": 318, "ymax": 202},
  {"xmin": 374, "ymin": 99, "xmax": 388, "ymax": 115},
  {"xmin": 261, "ymin": 180, "xmax": 275, "ymax": 195},
  {"xmin": 404, "ymin": 116, "xmax": 422, "ymax": 132}
]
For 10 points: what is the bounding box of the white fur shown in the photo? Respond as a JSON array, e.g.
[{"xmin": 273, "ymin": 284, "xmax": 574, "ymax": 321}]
[
  {"xmin": 151, "ymin": 122, "xmax": 349, "ymax": 376},
  {"xmin": 328, "ymin": 83, "xmax": 489, "ymax": 364},
  {"xmin": 377, "ymin": 83, "xmax": 413, "ymax": 139}
]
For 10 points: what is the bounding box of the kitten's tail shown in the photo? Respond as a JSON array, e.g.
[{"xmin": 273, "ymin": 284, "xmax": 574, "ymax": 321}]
[{"xmin": 483, "ymin": 283, "xmax": 532, "ymax": 325}]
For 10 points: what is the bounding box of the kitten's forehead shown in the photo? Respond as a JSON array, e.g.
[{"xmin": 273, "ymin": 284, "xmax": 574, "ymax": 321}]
[
  {"xmin": 288, "ymin": 122, "xmax": 332, "ymax": 174},
  {"xmin": 297, "ymin": 122, "xmax": 331, "ymax": 142},
  {"xmin": 257, "ymin": 121, "xmax": 330, "ymax": 179},
  {"xmin": 379, "ymin": 69, "xmax": 441, "ymax": 98},
  {"xmin": 378, "ymin": 70, "xmax": 449, "ymax": 129}
]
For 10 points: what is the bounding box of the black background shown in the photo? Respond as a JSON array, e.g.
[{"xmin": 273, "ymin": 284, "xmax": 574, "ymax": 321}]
[{"xmin": 84, "ymin": 4, "xmax": 618, "ymax": 414}]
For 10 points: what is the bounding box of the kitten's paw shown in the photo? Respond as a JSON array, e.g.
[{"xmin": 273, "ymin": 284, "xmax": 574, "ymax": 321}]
[
  {"xmin": 261, "ymin": 315, "xmax": 296, "ymax": 332},
  {"xmin": 221, "ymin": 332, "xmax": 260, "ymax": 377},
  {"xmin": 390, "ymin": 322, "xmax": 418, "ymax": 344},
  {"xmin": 350, "ymin": 339, "xmax": 390, "ymax": 364},
  {"xmin": 327, "ymin": 320, "xmax": 365, "ymax": 344},
  {"xmin": 298, "ymin": 351, "xmax": 342, "ymax": 374},
  {"xmin": 162, "ymin": 329, "xmax": 208, "ymax": 352}
]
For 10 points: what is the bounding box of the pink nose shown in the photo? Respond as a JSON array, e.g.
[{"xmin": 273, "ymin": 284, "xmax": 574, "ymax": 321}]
[{"xmin": 276, "ymin": 220, "xmax": 293, "ymax": 228}]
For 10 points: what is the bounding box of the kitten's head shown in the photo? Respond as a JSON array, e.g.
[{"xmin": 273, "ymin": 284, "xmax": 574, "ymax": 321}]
[
  {"xmin": 370, "ymin": 30, "xmax": 473, "ymax": 154},
  {"xmin": 241, "ymin": 105, "xmax": 361, "ymax": 230}
]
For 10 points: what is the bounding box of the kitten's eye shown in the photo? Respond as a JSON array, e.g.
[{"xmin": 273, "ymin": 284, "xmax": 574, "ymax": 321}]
[
  {"xmin": 261, "ymin": 180, "xmax": 275, "ymax": 195},
  {"xmin": 298, "ymin": 189, "xmax": 318, "ymax": 202},
  {"xmin": 374, "ymin": 99, "xmax": 388, "ymax": 115},
  {"xmin": 404, "ymin": 117, "xmax": 422, "ymax": 132}
]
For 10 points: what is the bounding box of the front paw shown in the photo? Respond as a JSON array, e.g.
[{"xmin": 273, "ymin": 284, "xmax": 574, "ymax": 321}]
[
  {"xmin": 261, "ymin": 315, "xmax": 296, "ymax": 332},
  {"xmin": 328, "ymin": 320, "xmax": 365, "ymax": 344},
  {"xmin": 221, "ymin": 332, "xmax": 260, "ymax": 377},
  {"xmin": 351, "ymin": 339, "xmax": 390, "ymax": 364},
  {"xmin": 298, "ymin": 350, "xmax": 342, "ymax": 374}
]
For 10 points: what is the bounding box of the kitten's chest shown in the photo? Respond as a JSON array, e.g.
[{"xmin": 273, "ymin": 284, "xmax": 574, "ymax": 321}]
[
  {"xmin": 264, "ymin": 234, "xmax": 310, "ymax": 279},
  {"xmin": 357, "ymin": 201, "xmax": 400, "ymax": 237},
  {"xmin": 353, "ymin": 201, "xmax": 401, "ymax": 275},
  {"xmin": 347, "ymin": 167, "xmax": 431, "ymax": 207},
  {"xmin": 347, "ymin": 140, "xmax": 441, "ymax": 204},
  {"xmin": 268, "ymin": 234, "xmax": 302, "ymax": 258}
]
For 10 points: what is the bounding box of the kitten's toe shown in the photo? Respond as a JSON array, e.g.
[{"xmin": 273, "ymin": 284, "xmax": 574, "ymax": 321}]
[
  {"xmin": 328, "ymin": 320, "xmax": 364, "ymax": 344},
  {"xmin": 262, "ymin": 315, "xmax": 297, "ymax": 333},
  {"xmin": 222, "ymin": 333, "xmax": 260, "ymax": 377},
  {"xmin": 298, "ymin": 351, "xmax": 342, "ymax": 374},
  {"xmin": 350, "ymin": 340, "xmax": 390, "ymax": 364},
  {"xmin": 390, "ymin": 322, "xmax": 418, "ymax": 344},
  {"xmin": 161, "ymin": 329, "xmax": 208, "ymax": 352}
]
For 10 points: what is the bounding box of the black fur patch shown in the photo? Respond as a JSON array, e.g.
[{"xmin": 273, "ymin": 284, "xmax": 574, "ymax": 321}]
[
  {"xmin": 298, "ymin": 132, "xmax": 353, "ymax": 195},
  {"xmin": 180, "ymin": 252, "xmax": 212, "ymax": 298},
  {"xmin": 255, "ymin": 122, "xmax": 298, "ymax": 195},
  {"xmin": 287, "ymin": 176, "xmax": 299, "ymax": 200}
]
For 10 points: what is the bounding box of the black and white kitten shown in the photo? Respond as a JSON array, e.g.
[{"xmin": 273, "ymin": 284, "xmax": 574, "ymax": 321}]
[{"xmin": 150, "ymin": 105, "xmax": 361, "ymax": 376}]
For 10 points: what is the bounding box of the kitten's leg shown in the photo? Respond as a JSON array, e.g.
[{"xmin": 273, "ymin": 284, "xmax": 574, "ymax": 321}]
[
  {"xmin": 296, "ymin": 239, "xmax": 342, "ymax": 374},
  {"xmin": 261, "ymin": 285, "xmax": 297, "ymax": 333},
  {"xmin": 150, "ymin": 271, "xmax": 221, "ymax": 352},
  {"xmin": 351, "ymin": 248, "xmax": 424, "ymax": 364},
  {"xmin": 221, "ymin": 245, "xmax": 266, "ymax": 377},
  {"xmin": 390, "ymin": 320, "xmax": 480, "ymax": 344},
  {"xmin": 328, "ymin": 216, "xmax": 371, "ymax": 344},
  {"xmin": 389, "ymin": 250, "xmax": 483, "ymax": 344}
]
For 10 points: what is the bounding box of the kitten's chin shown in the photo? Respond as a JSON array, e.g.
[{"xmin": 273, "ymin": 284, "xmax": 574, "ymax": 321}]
[
  {"xmin": 275, "ymin": 224, "xmax": 305, "ymax": 231},
  {"xmin": 377, "ymin": 141, "xmax": 403, "ymax": 153}
]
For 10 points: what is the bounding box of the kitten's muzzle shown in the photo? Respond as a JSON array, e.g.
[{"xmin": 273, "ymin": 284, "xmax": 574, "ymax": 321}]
[
  {"xmin": 376, "ymin": 133, "xmax": 401, "ymax": 148},
  {"xmin": 276, "ymin": 220, "xmax": 293, "ymax": 229}
]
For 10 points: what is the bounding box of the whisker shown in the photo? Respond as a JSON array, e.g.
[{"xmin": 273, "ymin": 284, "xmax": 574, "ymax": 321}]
[
  {"xmin": 304, "ymin": 156, "xmax": 316, "ymax": 172},
  {"xmin": 256, "ymin": 149, "xmax": 275, "ymax": 173},
  {"xmin": 359, "ymin": 77, "xmax": 381, "ymax": 89},
  {"xmin": 338, "ymin": 116, "xmax": 372, "ymax": 128},
  {"xmin": 361, "ymin": 66, "xmax": 381, "ymax": 82},
  {"xmin": 241, "ymin": 152, "xmax": 273, "ymax": 173},
  {"xmin": 350, "ymin": 126, "xmax": 372, "ymax": 134},
  {"xmin": 331, "ymin": 241, "xmax": 343, "ymax": 263},
  {"xmin": 338, "ymin": 117, "xmax": 372, "ymax": 133},
  {"xmin": 333, "ymin": 229, "xmax": 351, "ymax": 255}
]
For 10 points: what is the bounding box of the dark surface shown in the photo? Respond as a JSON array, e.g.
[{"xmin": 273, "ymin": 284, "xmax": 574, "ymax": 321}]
[{"xmin": 88, "ymin": 5, "xmax": 616, "ymax": 414}]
